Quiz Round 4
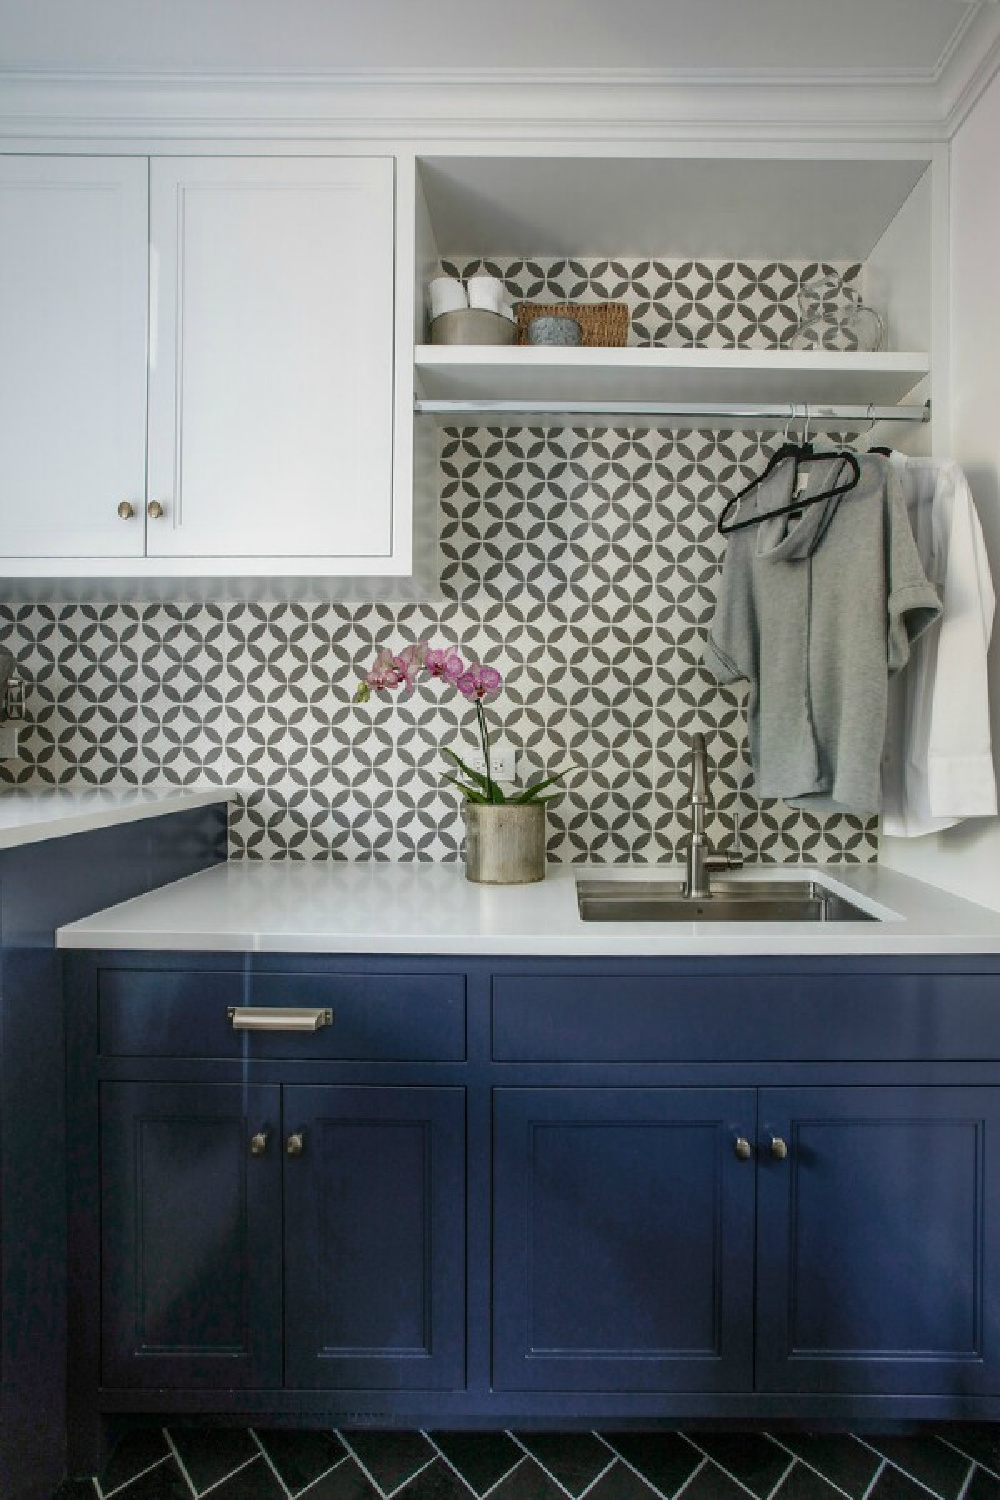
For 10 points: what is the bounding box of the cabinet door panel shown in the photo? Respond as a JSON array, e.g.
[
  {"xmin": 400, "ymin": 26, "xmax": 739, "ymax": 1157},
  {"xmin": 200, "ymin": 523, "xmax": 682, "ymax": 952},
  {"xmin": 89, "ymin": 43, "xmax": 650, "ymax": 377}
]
[
  {"xmin": 493, "ymin": 1087, "xmax": 756, "ymax": 1392},
  {"xmin": 148, "ymin": 157, "xmax": 395, "ymax": 560},
  {"xmin": 757, "ymin": 1086, "xmax": 1000, "ymax": 1394},
  {"xmin": 0, "ymin": 156, "xmax": 148, "ymax": 559},
  {"xmin": 283, "ymin": 1085, "xmax": 465, "ymax": 1390},
  {"xmin": 101, "ymin": 1082, "xmax": 282, "ymax": 1388}
]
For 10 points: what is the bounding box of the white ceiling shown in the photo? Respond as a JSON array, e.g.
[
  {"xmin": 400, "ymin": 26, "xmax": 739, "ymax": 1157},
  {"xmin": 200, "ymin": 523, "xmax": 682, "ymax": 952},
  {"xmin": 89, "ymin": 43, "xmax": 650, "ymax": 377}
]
[{"xmin": 0, "ymin": 0, "xmax": 991, "ymax": 77}]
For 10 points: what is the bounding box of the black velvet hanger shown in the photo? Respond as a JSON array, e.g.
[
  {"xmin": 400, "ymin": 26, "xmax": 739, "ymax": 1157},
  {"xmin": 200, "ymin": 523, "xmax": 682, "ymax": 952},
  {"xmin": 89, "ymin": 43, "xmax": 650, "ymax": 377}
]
[{"xmin": 717, "ymin": 440, "xmax": 862, "ymax": 535}]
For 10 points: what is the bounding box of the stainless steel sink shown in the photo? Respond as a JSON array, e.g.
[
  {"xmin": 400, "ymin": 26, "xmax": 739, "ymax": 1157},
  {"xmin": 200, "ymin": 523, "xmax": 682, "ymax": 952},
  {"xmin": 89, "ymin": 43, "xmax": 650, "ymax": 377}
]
[{"xmin": 576, "ymin": 878, "xmax": 879, "ymax": 923}]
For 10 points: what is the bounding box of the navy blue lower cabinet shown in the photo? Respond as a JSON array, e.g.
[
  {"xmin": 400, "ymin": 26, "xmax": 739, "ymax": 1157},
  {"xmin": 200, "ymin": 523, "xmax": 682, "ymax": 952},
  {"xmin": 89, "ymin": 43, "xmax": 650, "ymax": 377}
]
[
  {"xmin": 100, "ymin": 1080, "xmax": 465, "ymax": 1393},
  {"xmin": 492, "ymin": 1087, "xmax": 758, "ymax": 1392},
  {"xmin": 283, "ymin": 1084, "xmax": 466, "ymax": 1390},
  {"xmin": 755, "ymin": 1086, "xmax": 1000, "ymax": 1395},
  {"xmin": 100, "ymin": 1081, "xmax": 283, "ymax": 1389}
]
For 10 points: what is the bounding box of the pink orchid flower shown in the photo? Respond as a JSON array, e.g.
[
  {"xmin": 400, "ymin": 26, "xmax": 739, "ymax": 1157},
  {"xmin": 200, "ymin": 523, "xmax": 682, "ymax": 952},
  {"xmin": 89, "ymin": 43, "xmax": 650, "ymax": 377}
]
[
  {"xmin": 425, "ymin": 646, "xmax": 465, "ymax": 684},
  {"xmin": 456, "ymin": 664, "xmax": 503, "ymax": 701},
  {"xmin": 354, "ymin": 640, "xmax": 564, "ymax": 805}
]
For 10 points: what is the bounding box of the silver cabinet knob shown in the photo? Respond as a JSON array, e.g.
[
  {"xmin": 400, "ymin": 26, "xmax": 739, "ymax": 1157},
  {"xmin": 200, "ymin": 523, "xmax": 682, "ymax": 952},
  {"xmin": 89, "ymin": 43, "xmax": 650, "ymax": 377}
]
[
  {"xmin": 734, "ymin": 1136, "xmax": 753, "ymax": 1161},
  {"xmin": 286, "ymin": 1132, "xmax": 304, "ymax": 1157},
  {"xmin": 117, "ymin": 501, "xmax": 135, "ymax": 520},
  {"xmin": 147, "ymin": 500, "xmax": 165, "ymax": 519},
  {"xmin": 770, "ymin": 1136, "xmax": 789, "ymax": 1161},
  {"xmin": 249, "ymin": 1131, "xmax": 268, "ymax": 1157}
]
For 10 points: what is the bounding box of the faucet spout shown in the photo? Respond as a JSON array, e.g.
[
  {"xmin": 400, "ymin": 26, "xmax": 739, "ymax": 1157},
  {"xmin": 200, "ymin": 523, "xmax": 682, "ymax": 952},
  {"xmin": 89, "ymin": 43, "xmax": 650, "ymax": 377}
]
[{"xmin": 681, "ymin": 732, "xmax": 745, "ymax": 899}]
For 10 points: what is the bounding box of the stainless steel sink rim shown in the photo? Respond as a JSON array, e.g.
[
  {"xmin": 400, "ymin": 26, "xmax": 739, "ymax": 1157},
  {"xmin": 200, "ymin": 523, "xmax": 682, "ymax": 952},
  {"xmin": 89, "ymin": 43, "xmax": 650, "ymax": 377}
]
[{"xmin": 576, "ymin": 877, "xmax": 879, "ymax": 923}]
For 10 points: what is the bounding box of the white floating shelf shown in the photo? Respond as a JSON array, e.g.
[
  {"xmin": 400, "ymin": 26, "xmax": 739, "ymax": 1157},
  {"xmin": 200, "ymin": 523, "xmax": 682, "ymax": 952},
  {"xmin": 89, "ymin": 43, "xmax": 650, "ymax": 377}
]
[{"xmin": 413, "ymin": 346, "xmax": 931, "ymax": 413}]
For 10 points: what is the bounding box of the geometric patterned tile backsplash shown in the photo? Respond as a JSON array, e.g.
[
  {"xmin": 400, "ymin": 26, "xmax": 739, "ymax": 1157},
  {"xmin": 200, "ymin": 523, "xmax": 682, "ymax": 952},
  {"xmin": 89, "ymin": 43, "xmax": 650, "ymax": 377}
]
[{"xmin": 0, "ymin": 257, "xmax": 878, "ymax": 863}]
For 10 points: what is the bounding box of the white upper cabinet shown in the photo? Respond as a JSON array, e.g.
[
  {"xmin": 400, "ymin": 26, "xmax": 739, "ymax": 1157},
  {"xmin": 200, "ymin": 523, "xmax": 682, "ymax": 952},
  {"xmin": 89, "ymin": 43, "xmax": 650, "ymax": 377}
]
[
  {"xmin": 147, "ymin": 157, "xmax": 395, "ymax": 562},
  {"xmin": 0, "ymin": 157, "xmax": 148, "ymax": 558}
]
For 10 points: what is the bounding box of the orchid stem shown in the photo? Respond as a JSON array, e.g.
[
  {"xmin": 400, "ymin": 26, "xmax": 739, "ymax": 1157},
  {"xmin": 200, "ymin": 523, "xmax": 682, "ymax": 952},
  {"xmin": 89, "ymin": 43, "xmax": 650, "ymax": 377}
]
[{"xmin": 476, "ymin": 700, "xmax": 497, "ymax": 801}]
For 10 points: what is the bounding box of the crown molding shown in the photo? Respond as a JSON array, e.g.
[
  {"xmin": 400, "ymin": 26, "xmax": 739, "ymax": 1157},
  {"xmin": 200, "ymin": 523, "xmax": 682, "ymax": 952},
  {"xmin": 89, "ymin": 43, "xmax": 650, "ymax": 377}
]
[
  {"xmin": 0, "ymin": 66, "xmax": 956, "ymax": 145},
  {"xmin": 938, "ymin": 2, "xmax": 1000, "ymax": 132}
]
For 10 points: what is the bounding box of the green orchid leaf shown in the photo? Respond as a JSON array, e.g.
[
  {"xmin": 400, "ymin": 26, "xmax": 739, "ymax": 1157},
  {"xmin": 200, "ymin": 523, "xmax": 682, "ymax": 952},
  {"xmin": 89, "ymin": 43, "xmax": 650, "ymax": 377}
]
[
  {"xmin": 442, "ymin": 774, "xmax": 492, "ymax": 804},
  {"xmin": 511, "ymin": 767, "xmax": 571, "ymax": 802},
  {"xmin": 353, "ymin": 681, "xmax": 372, "ymax": 703},
  {"xmin": 442, "ymin": 745, "xmax": 492, "ymax": 793}
]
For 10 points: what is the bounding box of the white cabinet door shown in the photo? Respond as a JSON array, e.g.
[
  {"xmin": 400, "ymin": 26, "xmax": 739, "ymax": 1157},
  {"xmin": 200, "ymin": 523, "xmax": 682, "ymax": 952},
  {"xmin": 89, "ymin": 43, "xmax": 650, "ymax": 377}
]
[
  {"xmin": 0, "ymin": 157, "xmax": 148, "ymax": 559},
  {"xmin": 147, "ymin": 157, "xmax": 395, "ymax": 562}
]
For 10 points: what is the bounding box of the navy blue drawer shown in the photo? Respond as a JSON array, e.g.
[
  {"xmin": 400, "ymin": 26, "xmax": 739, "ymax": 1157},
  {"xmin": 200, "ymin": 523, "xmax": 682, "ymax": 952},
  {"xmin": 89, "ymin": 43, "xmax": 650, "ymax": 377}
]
[
  {"xmin": 100, "ymin": 968, "xmax": 466, "ymax": 1060},
  {"xmin": 100, "ymin": 969, "xmax": 245, "ymax": 1058},
  {"xmin": 491, "ymin": 971, "xmax": 1000, "ymax": 1063},
  {"xmin": 247, "ymin": 972, "xmax": 466, "ymax": 1060}
]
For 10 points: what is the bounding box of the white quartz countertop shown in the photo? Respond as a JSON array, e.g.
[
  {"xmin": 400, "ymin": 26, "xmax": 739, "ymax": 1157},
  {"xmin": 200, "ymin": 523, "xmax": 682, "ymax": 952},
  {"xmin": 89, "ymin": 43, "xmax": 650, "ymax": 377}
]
[
  {"xmin": 55, "ymin": 858, "xmax": 1000, "ymax": 956},
  {"xmin": 0, "ymin": 784, "xmax": 232, "ymax": 851}
]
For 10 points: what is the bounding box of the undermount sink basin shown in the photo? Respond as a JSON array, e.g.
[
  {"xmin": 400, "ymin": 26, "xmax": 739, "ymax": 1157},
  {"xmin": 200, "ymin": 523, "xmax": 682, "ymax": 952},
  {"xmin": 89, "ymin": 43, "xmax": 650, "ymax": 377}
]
[{"xmin": 576, "ymin": 878, "xmax": 880, "ymax": 923}]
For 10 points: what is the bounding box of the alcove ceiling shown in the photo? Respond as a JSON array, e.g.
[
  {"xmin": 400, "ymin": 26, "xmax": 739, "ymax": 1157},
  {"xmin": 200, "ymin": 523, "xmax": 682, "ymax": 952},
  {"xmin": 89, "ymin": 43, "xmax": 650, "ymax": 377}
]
[{"xmin": 0, "ymin": 0, "xmax": 994, "ymax": 77}]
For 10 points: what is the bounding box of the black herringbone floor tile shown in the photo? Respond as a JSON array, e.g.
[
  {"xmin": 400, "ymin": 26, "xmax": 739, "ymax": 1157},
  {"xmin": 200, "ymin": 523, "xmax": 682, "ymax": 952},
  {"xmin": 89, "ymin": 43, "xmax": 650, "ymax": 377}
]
[
  {"xmin": 254, "ymin": 1429, "xmax": 348, "ymax": 1495},
  {"xmin": 967, "ymin": 1468, "xmax": 1000, "ymax": 1500},
  {"xmin": 599, "ymin": 1432, "xmax": 703, "ymax": 1497},
  {"xmin": 862, "ymin": 1435, "xmax": 974, "ymax": 1500},
  {"xmin": 429, "ymin": 1430, "xmax": 523, "ymax": 1494},
  {"xmin": 341, "ymin": 1430, "xmax": 437, "ymax": 1493},
  {"xmin": 772, "ymin": 1463, "xmax": 855, "ymax": 1500},
  {"xmin": 104, "ymin": 1460, "xmax": 189, "ymax": 1500},
  {"xmin": 771, "ymin": 1433, "xmax": 883, "ymax": 1499},
  {"xmin": 512, "ymin": 1431, "xmax": 614, "ymax": 1496},
  {"xmin": 66, "ymin": 1426, "xmax": 1000, "ymax": 1500},
  {"xmin": 684, "ymin": 1431, "xmax": 791, "ymax": 1498},
  {"xmin": 942, "ymin": 1425, "xmax": 1000, "ymax": 1479},
  {"xmin": 98, "ymin": 1431, "xmax": 172, "ymax": 1497},
  {"xmin": 167, "ymin": 1426, "xmax": 259, "ymax": 1493}
]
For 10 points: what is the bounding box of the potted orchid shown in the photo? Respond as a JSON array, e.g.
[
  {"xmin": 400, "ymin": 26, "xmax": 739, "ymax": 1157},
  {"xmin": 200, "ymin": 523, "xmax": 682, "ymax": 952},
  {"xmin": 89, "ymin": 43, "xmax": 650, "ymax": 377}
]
[{"xmin": 353, "ymin": 641, "xmax": 567, "ymax": 882}]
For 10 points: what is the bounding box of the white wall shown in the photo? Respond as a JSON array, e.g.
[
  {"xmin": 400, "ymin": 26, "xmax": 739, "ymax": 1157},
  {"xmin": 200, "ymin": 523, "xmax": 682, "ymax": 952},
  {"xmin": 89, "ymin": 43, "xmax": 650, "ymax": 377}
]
[{"xmin": 881, "ymin": 62, "xmax": 1000, "ymax": 908}]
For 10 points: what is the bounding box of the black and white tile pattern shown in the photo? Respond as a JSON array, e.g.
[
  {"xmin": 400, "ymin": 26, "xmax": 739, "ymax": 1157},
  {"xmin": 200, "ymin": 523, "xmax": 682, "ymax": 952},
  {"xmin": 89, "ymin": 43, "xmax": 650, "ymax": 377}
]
[
  {"xmin": 0, "ymin": 258, "xmax": 877, "ymax": 865},
  {"xmin": 52, "ymin": 1425, "xmax": 1000, "ymax": 1500}
]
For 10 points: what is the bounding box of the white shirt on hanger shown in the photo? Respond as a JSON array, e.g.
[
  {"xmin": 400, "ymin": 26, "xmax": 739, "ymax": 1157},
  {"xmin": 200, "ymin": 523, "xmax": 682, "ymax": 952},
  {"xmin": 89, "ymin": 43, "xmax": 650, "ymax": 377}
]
[{"xmin": 881, "ymin": 453, "xmax": 997, "ymax": 837}]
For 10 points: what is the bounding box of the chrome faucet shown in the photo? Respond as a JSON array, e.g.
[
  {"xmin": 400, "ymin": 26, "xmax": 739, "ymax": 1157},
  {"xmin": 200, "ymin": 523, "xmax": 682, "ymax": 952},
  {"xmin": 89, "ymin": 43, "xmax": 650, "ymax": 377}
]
[{"xmin": 682, "ymin": 732, "xmax": 745, "ymax": 898}]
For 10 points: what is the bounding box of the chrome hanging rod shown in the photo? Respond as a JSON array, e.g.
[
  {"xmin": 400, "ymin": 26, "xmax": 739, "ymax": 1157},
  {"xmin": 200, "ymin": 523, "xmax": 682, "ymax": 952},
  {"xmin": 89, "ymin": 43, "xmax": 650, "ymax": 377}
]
[{"xmin": 414, "ymin": 398, "xmax": 930, "ymax": 425}]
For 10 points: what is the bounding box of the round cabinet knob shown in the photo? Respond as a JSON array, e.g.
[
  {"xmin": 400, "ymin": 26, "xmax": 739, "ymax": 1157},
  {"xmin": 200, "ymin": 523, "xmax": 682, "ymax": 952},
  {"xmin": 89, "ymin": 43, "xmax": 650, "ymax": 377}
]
[
  {"xmin": 117, "ymin": 501, "xmax": 135, "ymax": 520},
  {"xmin": 770, "ymin": 1136, "xmax": 789, "ymax": 1161},
  {"xmin": 286, "ymin": 1132, "xmax": 304, "ymax": 1157},
  {"xmin": 147, "ymin": 500, "xmax": 165, "ymax": 520},
  {"xmin": 734, "ymin": 1136, "xmax": 753, "ymax": 1162},
  {"xmin": 249, "ymin": 1131, "xmax": 268, "ymax": 1157}
]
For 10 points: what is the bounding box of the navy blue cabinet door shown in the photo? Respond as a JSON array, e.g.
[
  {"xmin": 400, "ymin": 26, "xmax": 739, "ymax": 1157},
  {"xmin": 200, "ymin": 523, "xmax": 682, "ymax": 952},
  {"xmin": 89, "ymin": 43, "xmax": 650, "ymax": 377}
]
[
  {"xmin": 492, "ymin": 1087, "xmax": 757, "ymax": 1392},
  {"xmin": 101, "ymin": 1082, "xmax": 283, "ymax": 1389},
  {"xmin": 283, "ymin": 1085, "xmax": 466, "ymax": 1390},
  {"xmin": 756, "ymin": 1086, "xmax": 1000, "ymax": 1395}
]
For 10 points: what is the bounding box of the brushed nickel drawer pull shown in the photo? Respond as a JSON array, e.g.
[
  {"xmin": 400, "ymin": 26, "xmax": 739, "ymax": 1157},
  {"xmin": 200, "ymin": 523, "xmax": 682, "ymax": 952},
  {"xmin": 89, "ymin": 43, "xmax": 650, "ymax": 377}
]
[
  {"xmin": 249, "ymin": 1130, "xmax": 269, "ymax": 1157},
  {"xmin": 228, "ymin": 1006, "xmax": 333, "ymax": 1032}
]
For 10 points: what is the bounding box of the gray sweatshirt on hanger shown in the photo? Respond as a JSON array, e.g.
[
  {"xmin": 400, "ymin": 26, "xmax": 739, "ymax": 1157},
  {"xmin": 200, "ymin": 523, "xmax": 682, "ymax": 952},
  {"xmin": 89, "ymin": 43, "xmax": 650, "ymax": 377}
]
[{"xmin": 702, "ymin": 453, "xmax": 942, "ymax": 816}]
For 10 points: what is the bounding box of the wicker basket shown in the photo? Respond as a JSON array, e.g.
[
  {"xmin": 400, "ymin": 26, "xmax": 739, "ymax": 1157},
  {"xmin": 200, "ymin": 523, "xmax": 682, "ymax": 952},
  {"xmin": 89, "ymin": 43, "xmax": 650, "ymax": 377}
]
[{"xmin": 515, "ymin": 301, "xmax": 629, "ymax": 348}]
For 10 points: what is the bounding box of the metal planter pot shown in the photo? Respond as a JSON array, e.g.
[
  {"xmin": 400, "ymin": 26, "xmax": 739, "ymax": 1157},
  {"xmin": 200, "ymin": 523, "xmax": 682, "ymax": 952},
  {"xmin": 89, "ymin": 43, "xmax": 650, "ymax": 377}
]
[{"xmin": 462, "ymin": 802, "xmax": 546, "ymax": 885}]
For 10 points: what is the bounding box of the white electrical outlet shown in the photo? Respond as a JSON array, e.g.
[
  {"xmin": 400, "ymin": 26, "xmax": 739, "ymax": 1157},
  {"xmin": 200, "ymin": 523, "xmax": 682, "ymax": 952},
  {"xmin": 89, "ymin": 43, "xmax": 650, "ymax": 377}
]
[
  {"xmin": 0, "ymin": 723, "xmax": 20, "ymax": 760},
  {"xmin": 465, "ymin": 742, "xmax": 518, "ymax": 782}
]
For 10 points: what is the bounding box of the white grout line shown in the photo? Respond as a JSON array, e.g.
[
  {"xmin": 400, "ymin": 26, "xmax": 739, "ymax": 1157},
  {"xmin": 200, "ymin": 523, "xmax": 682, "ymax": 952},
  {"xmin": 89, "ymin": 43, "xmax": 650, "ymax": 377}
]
[
  {"xmin": 335, "ymin": 1433, "xmax": 438, "ymax": 1500},
  {"xmin": 97, "ymin": 1452, "xmax": 174, "ymax": 1500},
  {"xmin": 765, "ymin": 1435, "xmax": 858, "ymax": 1500},
  {"xmin": 955, "ymin": 1463, "xmax": 979, "ymax": 1500},
  {"xmin": 480, "ymin": 1454, "xmax": 530, "ymax": 1500},
  {"xmin": 764, "ymin": 1457, "xmax": 798, "ymax": 1500},
  {"xmin": 860, "ymin": 1458, "xmax": 887, "ymax": 1500},
  {"xmin": 162, "ymin": 1431, "xmax": 200, "ymax": 1498},
  {"xmin": 591, "ymin": 1433, "xmax": 675, "ymax": 1500},
  {"xmin": 248, "ymin": 1429, "xmax": 294, "ymax": 1499},
  {"xmin": 938, "ymin": 1434, "xmax": 1000, "ymax": 1486},
  {"xmin": 506, "ymin": 1432, "xmax": 609, "ymax": 1500},
  {"xmin": 854, "ymin": 1437, "xmax": 968, "ymax": 1500},
  {"xmin": 671, "ymin": 1456, "xmax": 710, "ymax": 1500},
  {"xmin": 294, "ymin": 1456, "xmax": 353, "ymax": 1499},
  {"xmin": 422, "ymin": 1431, "xmax": 504, "ymax": 1498}
]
